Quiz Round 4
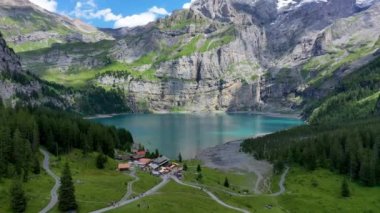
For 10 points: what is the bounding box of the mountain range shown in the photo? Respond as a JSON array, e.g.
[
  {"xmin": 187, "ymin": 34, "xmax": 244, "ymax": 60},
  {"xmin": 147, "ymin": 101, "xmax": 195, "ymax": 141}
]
[{"xmin": 0, "ymin": 0, "xmax": 379, "ymax": 117}]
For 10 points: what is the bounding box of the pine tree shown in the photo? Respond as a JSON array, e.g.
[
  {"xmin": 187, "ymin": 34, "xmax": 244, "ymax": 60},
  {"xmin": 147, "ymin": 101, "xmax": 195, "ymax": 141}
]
[
  {"xmin": 273, "ymin": 161, "xmax": 285, "ymax": 175},
  {"xmin": 183, "ymin": 163, "xmax": 188, "ymax": 171},
  {"xmin": 12, "ymin": 129, "xmax": 32, "ymax": 178},
  {"xmin": 32, "ymin": 155, "xmax": 40, "ymax": 174},
  {"xmin": 224, "ymin": 177, "xmax": 230, "ymax": 188},
  {"xmin": 13, "ymin": 129, "xmax": 25, "ymax": 175},
  {"xmin": 197, "ymin": 164, "xmax": 201, "ymax": 173},
  {"xmin": 58, "ymin": 163, "xmax": 77, "ymax": 212},
  {"xmin": 341, "ymin": 178, "xmax": 350, "ymax": 197},
  {"xmin": 10, "ymin": 181, "xmax": 27, "ymax": 213},
  {"xmin": 0, "ymin": 126, "xmax": 11, "ymax": 176},
  {"xmin": 359, "ymin": 151, "xmax": 375, "ymax": 186},
  {"xmin": 96, "ymin": 153, "xmax": 107, "ymax": 169},
  {"xmin": 178, "ymin": 152, "xmax": 182, "ymax": 163},
  {"xmin": 196, "ymin": 173, "xmax": 203, "ymax": 182},
  {"xmin": 32, "ymin": 124, "xmax": 39, "ymax": 152}
]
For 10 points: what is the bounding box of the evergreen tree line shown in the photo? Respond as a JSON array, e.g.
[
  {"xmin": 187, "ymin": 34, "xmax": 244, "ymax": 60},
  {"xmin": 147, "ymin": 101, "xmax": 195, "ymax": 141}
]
[
  {"xmin": 241, "ymin": 118, "xmax": 380, "ymax": 186},
  {"xmin": 0, "ymin": 104, "xmax": 134, "ymax": 179},
  {"xmin": 304, "ymin": 56, "xmax": 380, "ymax": 124}
]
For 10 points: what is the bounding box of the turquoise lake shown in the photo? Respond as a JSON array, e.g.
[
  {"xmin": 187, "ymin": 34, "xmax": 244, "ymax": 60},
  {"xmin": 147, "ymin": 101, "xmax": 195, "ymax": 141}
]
[{"xmin": 91, "ymin": 113, "xmax": 303, "ymax": 159}]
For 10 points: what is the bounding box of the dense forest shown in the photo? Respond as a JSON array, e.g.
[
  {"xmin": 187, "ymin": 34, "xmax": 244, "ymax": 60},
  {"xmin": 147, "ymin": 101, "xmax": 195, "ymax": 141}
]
[
  {"xmin": 75, "ymin": 86, "xmax": 129, "ymax": 115},
  {"xmin": 0, "ymin": 101, "xmax": 134, "ymax": 180},
  {"xmin": 242, "ymin": 118, "xmax": 380, "ymax": 186}
]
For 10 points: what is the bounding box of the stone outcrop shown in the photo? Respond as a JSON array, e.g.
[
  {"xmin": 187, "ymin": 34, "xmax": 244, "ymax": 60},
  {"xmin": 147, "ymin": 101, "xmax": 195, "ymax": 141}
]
[{"xmin": 0, "ymin": 32, "xmax": 67, "ymax": 108}]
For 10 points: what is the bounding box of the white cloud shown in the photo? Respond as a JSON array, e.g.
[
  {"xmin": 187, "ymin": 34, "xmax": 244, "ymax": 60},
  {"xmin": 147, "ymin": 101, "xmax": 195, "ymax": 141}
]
[
  {"xmin": 71, "ymin": 0, "xmax": 169, "ymax": 28},
  {"xmin": 183, "ymin": 0, "xmax": 197, "ymax": 9},
  {"xmin": 29, "ymin": 0, "xmax": 57, "ymax": 12},
  {"xmin": 114, "ymin": 6, "xmax": 170, "ymax": 28}
]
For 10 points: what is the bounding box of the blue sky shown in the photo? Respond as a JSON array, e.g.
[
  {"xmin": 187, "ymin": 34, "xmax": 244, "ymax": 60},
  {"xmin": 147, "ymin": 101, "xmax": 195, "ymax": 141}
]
[{"xmin": 29, "ymin": 0, "xmax": 196, "ymax": 28}]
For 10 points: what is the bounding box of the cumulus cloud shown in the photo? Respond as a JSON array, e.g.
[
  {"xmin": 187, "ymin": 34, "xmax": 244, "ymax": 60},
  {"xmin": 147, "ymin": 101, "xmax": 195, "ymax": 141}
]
[
  {"xmin": 183, "ymin": 0, "xmax": 197, "ymax": 9},
  {"xmin": 114, "ymin": 6, "xmax": 169, "ymax": 28},
  {"xmin": 29, "ymin": 0, "xmax": 57, "ymax": 12},
  {"xmin": 71, "ymin": 0, "xmax": 169, "ymax": 28}
]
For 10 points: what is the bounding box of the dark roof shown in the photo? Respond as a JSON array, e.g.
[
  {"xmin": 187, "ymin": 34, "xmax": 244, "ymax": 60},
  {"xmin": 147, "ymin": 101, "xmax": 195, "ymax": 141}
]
[{"xmin": 153, "ymin": 156, "xmax": 169, "ymax": 165}]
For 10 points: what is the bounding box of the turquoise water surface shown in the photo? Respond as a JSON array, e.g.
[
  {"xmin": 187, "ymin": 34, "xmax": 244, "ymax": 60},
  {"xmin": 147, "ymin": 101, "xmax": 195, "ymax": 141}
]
[{"xmin": 91, "ymin": 113, "xmax": 303, "ymax": 159}]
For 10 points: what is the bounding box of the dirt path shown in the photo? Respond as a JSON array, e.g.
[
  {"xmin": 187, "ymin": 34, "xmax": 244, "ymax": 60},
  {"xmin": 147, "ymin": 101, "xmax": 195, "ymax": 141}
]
[
  {"xmin": 39, "ymin": 149, "xmax": 61, "ymax": 213},
  {"xmin": 171, "ymin": 175, "xmax": 250, "ymax": 213},
  {"xmin": 269, "ymin": 167, "xmax": 289, "ymax": 197},
  {"xmin": 90, "ymin": 175, "xmax": 170, "ymax": 213},
  {"xmin": 120, "ymin": 168, "xmax": 139, "ymax": 201}
]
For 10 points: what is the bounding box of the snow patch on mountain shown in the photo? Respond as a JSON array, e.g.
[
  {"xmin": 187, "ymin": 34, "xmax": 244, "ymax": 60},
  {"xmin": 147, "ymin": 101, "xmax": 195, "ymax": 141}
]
[
  {"xmin": 277, "ymin": 0, "xmax": 329, "ymax": 10},
  {"xmin": 277, "ymin": 0, "xmax": 297, "ymax": 10},
  {"xmin": 356, "ymin": 0, "xmax": 375, "ymax": 7}
]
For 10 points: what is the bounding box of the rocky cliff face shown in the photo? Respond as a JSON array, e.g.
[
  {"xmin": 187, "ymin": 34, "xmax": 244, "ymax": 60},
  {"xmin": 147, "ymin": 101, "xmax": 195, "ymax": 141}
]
[
  {"xmin": 13, "ymin": 0, "xmax": 380, "ymax": 113},
  {"xmin": 0, "ymin": 32, "xmax": 68, "ymax": 108},
  {"xmin": 0, "ymin": 0, "xmax": 112, "ymax": 52}
]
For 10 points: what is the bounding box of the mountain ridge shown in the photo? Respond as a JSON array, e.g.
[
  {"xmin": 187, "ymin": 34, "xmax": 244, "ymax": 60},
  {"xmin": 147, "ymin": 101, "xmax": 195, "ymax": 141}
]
[
  {"xmin": 1, "ymin": 0, "xmax": 380, "ymax": 115},
  {"xmin": 0, "ymin": 0, "xmax": 113, "ymax": 52}
]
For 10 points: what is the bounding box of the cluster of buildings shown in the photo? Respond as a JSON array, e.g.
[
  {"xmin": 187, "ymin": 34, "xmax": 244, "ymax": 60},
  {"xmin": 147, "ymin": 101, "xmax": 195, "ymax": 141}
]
[{"xmin": 116, "ymin": 144, "xmax": 182, "ymax": 177}]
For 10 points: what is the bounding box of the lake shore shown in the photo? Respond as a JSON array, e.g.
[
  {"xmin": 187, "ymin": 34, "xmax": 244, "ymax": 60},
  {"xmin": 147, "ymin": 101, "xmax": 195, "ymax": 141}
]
[
  {"xmin": 195, "ymin": 138, "xmax": 273, "ymax": 193},
  {"xmin": 85, "ymin": 110, "xmax": 302, "ymax": 120}
]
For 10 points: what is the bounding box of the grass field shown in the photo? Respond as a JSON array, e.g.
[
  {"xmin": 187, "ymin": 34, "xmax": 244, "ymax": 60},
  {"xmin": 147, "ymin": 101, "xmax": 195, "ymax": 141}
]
[
  {"xmin": 131, "ymin": 170, "xmax": 161, "ymax": 196},
  {"xmin": 49, "ymin": 150, "xmax": 132, "ymax": 212},
  {"xmin": 110, "ymin": 164, "xmax": 380, "ymax": 213},
  {"xmin": 183, "ymin": 160, "xmax": 257, "ymax": 194},
  {"xmin": 2, "ymin": 152, "xmax": 379, "ymax": 213},
  {"xmin": 213, "ymin": 167, "xmax": 380, "ymax": 213},
  {"xmin": 0, "ymin": 152, "xmax": 54, "ymax": 213},
  {"xmin": 109, "ymin": 181, "xmax": 237, "ymax": 213},
  {"xmin": 0, "ymin": 171, "xmax": 54, "ymax": 213},
  {"xmin": 277, "ymin": 167, "xmax": 380, "ymax": 212},
  {"xmin": 42, "ymin": 61, "xmax": 158, "ymax": 88}
]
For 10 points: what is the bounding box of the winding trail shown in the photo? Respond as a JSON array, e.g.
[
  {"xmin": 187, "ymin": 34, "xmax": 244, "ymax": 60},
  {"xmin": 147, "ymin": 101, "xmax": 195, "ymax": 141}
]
[
  {"xmin": 181, "ymin": 167, "xmax": 290, "ymax": 198},
  {"xmin": 120, "ymin": 168, "xmax": 140, "ymax": 201},
  {"xmin": 253, "ymin": 171, "xmax": 264, "ymax": 194},
  {"xmin": 90, "ymin": 176, "xmax": 170, "ymax": 213},
  {"xmin": 171, "ymin": 176, "xmax": 250, "ymax": 213},
  {"xmin": 269, "ymin": 167, "xmax": 289, "ymax": 197},
  {"xmin": 39, "ymin": 148, "xmax": 61, "ymax": 213}
]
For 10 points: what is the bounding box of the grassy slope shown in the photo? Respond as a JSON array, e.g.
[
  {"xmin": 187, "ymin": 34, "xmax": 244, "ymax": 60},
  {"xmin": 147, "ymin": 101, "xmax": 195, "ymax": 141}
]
[
  {"xmin": 0, "ymin": 173, "xmax": 54, "ymax": 213},
  {"xmin": 306, "ymin": 56, "xmax": 380, "ymax": 124},
  {"xmin": 1, "ymin": 152, "xmax": 377, "ymax": 213},
  {"xmin": 131, "ymin": 170, "xmax": 161, "ymax": 197},
  {"xmin": 103, "ymin": 164, "xmax": 380, "ymax": 213},
  {"xmin": 277, "ymin": 168, "xmax": 380, "ymax": 212},
  {"xmin": 49, "ymin": 150, "xmax": 131, "ymax": 213},
  {"xmin": 213, "ymin": 167, "xmax": 380, "ymax": 213},
  {"xmin": 109, "ymin": 181, "xmax": 237, "ymax": 213},
  {"xmin": 0, "ymin": 153, "xmax": 53, "ymax": 213},
  {"xmin": 183, "ymin": 160, "xmax": 257, "ymax": 194},
  {"xmin": 42, "ymin": 61, "xmax": 158, "ymax": 89}
]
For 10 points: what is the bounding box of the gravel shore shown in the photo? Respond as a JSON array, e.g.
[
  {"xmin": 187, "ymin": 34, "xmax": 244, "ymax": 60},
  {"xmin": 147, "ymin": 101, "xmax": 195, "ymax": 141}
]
[{"xmin": 196, "ymin": 140, "xmax": 273, "ymax": 193}]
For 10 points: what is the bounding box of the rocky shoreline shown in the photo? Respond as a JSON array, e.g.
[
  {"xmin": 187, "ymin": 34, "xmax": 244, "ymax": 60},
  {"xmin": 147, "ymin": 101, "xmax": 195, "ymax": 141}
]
[{"xmin": 195, "ymin": 139, "xmax": 273, "ymax": 193}]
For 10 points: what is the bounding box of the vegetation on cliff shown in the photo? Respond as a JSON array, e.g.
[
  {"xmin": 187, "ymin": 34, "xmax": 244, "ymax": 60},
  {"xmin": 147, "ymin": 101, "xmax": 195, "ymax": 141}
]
[{"xmin": 305, "ymin": 56, "xmax": 380, "ymax": 124}]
